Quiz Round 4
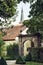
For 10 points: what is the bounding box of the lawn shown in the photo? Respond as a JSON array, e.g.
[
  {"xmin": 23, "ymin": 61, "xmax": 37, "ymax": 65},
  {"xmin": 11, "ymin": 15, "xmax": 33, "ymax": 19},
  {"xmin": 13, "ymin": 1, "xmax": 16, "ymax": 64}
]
[{"xmin": 25, "ymin": 62, "xmax": 43, "ymax": 65}]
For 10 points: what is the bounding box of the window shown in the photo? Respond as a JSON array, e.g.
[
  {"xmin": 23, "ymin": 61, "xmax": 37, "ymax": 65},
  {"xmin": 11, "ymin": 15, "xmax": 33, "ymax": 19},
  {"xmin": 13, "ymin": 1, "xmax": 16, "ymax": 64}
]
[{"xmin": 20, "ymin": 30, "xmax": 22, "ymax": 32}]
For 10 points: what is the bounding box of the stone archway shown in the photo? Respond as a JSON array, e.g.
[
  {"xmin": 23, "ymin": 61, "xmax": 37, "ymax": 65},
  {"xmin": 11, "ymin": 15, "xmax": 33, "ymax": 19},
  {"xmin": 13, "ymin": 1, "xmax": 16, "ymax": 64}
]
[
  {"xmin": 18, "ymin": 33, "xmax": 41, "ymax": 56},
  {"xmin": 18, "ymin": 34, "xmax": 32, "ymax": 56}
]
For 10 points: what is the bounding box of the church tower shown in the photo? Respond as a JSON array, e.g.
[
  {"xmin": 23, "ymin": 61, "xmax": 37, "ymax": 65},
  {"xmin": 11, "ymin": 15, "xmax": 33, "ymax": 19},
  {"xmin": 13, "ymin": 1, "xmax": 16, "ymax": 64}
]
[{"xmin": 20, "ymin": 6, "xmax": 24, "ymax": 23}]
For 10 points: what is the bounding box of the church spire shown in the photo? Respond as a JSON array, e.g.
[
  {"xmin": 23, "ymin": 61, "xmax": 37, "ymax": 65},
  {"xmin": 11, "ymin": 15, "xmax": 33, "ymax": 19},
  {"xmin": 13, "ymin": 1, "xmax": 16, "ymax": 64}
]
[{"xmin": 20, "ymin": 6, "xmax": 24, "ymax": 23}]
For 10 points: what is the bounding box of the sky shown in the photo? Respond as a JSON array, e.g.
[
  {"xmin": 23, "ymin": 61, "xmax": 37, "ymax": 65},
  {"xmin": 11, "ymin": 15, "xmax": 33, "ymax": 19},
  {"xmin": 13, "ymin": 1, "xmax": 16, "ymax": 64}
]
[{"xmin": 11, "ymin": 1, "xmax": 30, "ymax": 25}]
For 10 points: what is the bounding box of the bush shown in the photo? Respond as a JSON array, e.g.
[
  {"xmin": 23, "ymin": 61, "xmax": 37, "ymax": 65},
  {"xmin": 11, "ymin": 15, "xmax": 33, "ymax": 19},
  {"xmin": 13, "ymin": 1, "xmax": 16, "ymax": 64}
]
[
  {"xmin": 25, "ymin": 52, "xmax": 32, "ymax": 61},
  {"xmin": 4, "ymin": 56, "xmax": 16, "ymax": 60},
  {"xmin": 0, "ymin": 39, "xmax": 5, "ymax": 56},
  {"xmin": 16, "ymin": 56, "xmax": 26, "ymax": 64},
  {"xmin": 39, "ymin": 47, "xmax": 43, "ymax": 62},
  {"xmin": 31, "ymin": 48, "xmax": 39, "ymax": 62},
  {"xmin": 31, "ymin": 47, "xmax": 43, "ymax": 62},
  {"xmin": 0, "ymin": 57, "xmax": 7, "ymax": 65},
  {"xmin": 7, "ymin": 44, "xmax": 19, "ymax": 60}
]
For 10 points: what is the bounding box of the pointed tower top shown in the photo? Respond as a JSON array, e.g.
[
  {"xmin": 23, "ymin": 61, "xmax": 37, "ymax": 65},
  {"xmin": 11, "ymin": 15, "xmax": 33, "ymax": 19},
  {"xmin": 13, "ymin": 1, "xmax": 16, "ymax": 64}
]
[{"xmin": 20, "ymin": 6, "xmax": 24, "ymax": 23}]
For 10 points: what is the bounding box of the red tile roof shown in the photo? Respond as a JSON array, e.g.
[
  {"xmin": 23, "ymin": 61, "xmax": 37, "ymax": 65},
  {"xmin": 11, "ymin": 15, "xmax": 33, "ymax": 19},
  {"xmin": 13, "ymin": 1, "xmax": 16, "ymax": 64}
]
[{"xmin": 2, "ymin": 25, "xmax": 26, "ymax": 41}]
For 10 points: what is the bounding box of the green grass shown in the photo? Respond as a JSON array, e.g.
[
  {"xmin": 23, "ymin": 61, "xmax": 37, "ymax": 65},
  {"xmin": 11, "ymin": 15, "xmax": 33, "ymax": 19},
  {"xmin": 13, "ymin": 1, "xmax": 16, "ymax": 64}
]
[{"xmin": 25, "ymin": 62, "xmax": 43, "ymax": 65}]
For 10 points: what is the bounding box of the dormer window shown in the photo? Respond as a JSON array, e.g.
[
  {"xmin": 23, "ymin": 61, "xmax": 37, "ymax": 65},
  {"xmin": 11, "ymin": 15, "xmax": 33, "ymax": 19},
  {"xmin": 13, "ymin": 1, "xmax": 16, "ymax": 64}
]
[{"xmin": 20, "ymin": 30, "xmax": 22, "ymax": 33}]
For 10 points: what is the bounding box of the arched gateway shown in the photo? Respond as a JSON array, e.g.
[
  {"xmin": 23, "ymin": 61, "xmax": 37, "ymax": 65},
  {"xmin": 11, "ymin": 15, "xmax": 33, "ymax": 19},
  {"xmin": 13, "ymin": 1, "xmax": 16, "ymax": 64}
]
[{"xmin": 18, "ymin": 33, "xmax": 41, "ymax": 56}]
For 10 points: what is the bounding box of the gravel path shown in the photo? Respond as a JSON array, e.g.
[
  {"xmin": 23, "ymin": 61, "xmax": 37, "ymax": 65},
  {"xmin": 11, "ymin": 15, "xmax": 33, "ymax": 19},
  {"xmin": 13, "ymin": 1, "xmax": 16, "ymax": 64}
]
[
  {"xmin": 6, "ymin": 60, "xmax": 16, "ymax": 65},
  {"xmin": 6, "ymin": 60, "xmax": 24, "ymax": 65}
]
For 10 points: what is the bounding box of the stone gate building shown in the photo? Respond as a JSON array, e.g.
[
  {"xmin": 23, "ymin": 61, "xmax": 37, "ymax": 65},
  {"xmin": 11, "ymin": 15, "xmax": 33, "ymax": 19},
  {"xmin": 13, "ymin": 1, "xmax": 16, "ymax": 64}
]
[{"xmin": 18, "ymin": 33, "xmax": 41, "ymax": 56}]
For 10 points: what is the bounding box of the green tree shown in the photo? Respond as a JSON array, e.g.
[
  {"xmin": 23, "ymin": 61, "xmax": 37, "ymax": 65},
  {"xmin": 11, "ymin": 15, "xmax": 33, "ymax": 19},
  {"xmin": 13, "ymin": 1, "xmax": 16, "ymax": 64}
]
[
  {"xmin": 0, "ymin": 39, "xmax": 5, "ymax": 57},
  {"xmin": 0, "ymin": 0, "xmax": 17, "ymax": 33},
  {"xmin": 0, "ymin": 30, "xmax": 6, "ymax": 57},
  {"xmin": 0, "ymin": 0, "xmax": 17, "ymax": 22},
  {"xmin": 23, "ymin": 16, "xmax": 43, "ymax": 34},
  {"xmin": 29, "ymin": 0, "xmax": 43, "ymax": 17},
  {"xmin": 23, "ymin": 0, "xmax": 43, "ymax": 38}
]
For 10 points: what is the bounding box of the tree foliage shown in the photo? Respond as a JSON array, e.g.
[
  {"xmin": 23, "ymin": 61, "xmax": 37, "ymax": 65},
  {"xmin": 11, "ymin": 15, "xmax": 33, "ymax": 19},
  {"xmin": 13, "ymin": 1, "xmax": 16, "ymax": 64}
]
[
  {"xmin": 23, "ymin": 0, "xmax": 43, "ymax": 38},
  {"xmin": 29, "ymin": 0, "xmax": 43, "ymax": 17},
  {"xmin": 0, "ymin": 39, "xmax": 5, "ymax": 57},
  {"xmin": 23, "ymin": 16, "xmax": 43, "ymax": 34},
  {"xmin": 0, "ymin": 0, "xmax": 17, "ymax": 30},
  {"xmin": 0, "ymin": 0, "xmax": 17, "ymax": 19},
  {"xmin": 17, "ymin": 0, "xmax": 35, "ymax": 3}
]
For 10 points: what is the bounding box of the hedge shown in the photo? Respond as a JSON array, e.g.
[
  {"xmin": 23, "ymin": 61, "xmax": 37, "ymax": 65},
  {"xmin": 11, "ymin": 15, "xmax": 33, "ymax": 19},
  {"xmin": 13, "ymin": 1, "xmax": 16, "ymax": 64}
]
[{"xmin": 31, "ymin": 47, "xmax": 43, "ymax": 62}]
